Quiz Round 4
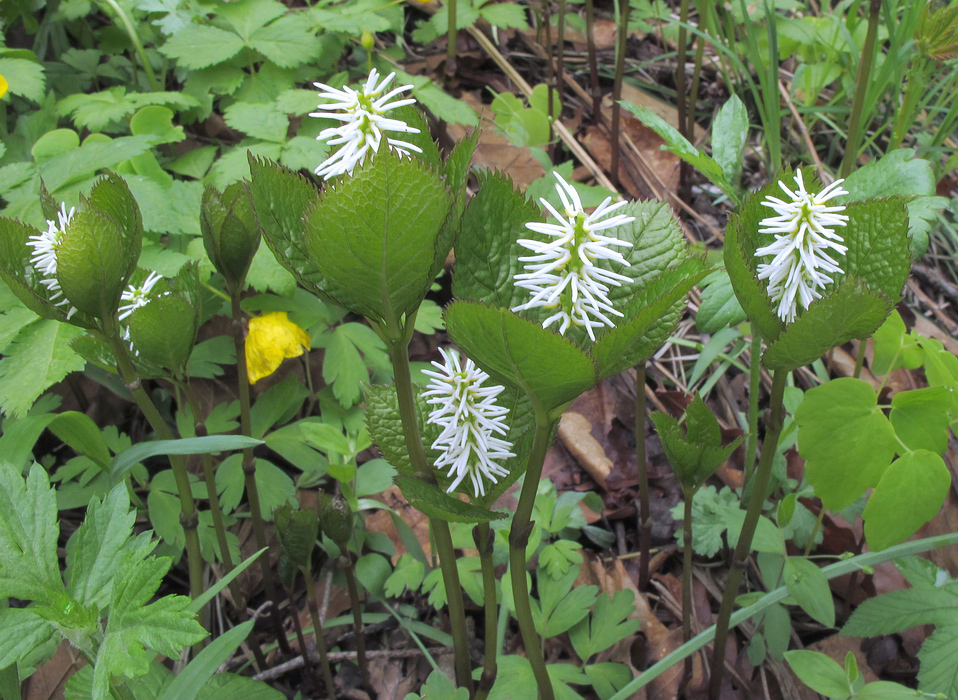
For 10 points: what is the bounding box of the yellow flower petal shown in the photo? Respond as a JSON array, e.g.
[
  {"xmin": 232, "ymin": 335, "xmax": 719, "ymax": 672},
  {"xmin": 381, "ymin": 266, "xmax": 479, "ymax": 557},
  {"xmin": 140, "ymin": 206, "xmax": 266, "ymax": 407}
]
[
  {"xmin": 245, "ymin": 311, "xmax": 311, "ymax": 384},
  {"xmin": 0, "ymin": 74, "xmax": 8, "ymax": 99}
]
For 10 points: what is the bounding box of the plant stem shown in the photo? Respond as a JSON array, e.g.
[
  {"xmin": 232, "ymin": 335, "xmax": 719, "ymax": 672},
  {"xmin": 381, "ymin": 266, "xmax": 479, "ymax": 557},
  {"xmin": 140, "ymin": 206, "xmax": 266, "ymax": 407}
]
[
  {"xmin": 853, "ymin": 340, "xmax": 867, "ymax": 379},
  {"xmin": 682, "ymin": 489, "xmax": 694, "ymax": 684},
  {"xmin": 96, "ymin": 0, "xmax": 160, "ymax": 91},
  {"xmin": 445, "ymin": 0, "xmax": 457, "ymax": 85},
  {"xmin": 840, "ymin": 0, "xmax": 881, "ymax": 178},
  {"xmin": 341, "ymin": 556, "xmax": 371, "ymax": 691},
  {"xmin": 107, "ymin": 334, "xmax": 204, "ymax": 604},
  {"xmin": 610, "ymin": 0, "xmax": 629, "ymax": 185},
  {"xmin": 708, "ymin": 369, "xmax": 787, "ymax": 700},
  {"xmin": 288, "ymin": 585, "xmax": 315, "ymax": 678},
  {"xmin": 385, "ymin": 336, "xmax": 475, "ymax": 696},
  {"xmin": 634, "ymin": 363, "xmax": 651, "ymax": 592},
  {"xmin": 230, "ymin": 294, "xmax": 292, "ymax": 655},
  {"xmin": 474, "ymin": 523, "xmax": 498, "ymax": 699},
  {"xmin": 744, "ymin": 332, "xmax": 762, "ymax": 485},
  {"xmin": 584, "ymin": 0, "xmax": 601, "ymax": 119},
  {"xmin": 509, "ymin": 408, "xmax": 556, "ymax": 700},
  {"xmin": 305, "ymin": 569, "xmax": 337, "ymax": 700},
  {"xmin": 688, "ymin": 0, "xmax": 707, "ymax": 138},
  {"xmin": 556, "ymin": 0, "xmax": 566, "ymax": 107},
  {"xmin": 181, "ymin": 385, "xmax": 238, "ymax": 579},
  {"xmin": 675, "ymin": 0, "xmax": 691, "ymax": 201}
]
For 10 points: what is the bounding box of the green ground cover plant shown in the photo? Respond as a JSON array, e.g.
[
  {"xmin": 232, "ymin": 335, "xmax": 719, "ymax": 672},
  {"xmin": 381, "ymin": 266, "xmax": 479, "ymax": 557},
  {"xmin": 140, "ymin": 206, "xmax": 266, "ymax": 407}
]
[{"xmin": 1, "ymin": 0, "xmax": 957, "ymax": 698}]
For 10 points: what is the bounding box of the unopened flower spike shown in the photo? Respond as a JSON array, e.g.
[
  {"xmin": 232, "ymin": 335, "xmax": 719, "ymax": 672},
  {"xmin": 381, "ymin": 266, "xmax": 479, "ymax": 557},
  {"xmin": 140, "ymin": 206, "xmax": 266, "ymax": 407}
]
[
  {"xmin": 512, "ymin": 172, "xmax": 635, "ymax": 340},
  {"xmin": 755, "ymin": 171, "xmax": 849, "ymax": 323},
  {"xmin": 422, "ymin": 348, "xmax": 515, "ymax": 498},
  {"xmin": 26, "ymin": 202, "xmax": 77, "ymax": 318},
  {"xmin": 310, "ymin": 68, "xmax": 422, "ymax": 180}
]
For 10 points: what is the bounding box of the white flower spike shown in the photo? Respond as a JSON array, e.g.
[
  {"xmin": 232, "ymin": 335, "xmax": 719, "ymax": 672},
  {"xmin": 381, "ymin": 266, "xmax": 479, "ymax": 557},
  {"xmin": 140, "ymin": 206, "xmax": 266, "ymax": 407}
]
[
  {"xmin": 26, "ymin": 202, "xmax": 77, "ymax": 318},
  {"xmin": 513, "ymin": 172, "xmax": 635, "ymax": 340},
  {"xmin": 423, "ymin": 348, "xmax": 515, "ymax": 498},
  {"xmin": 118, "ymin": 271, "xmax": 164, "ymax": 321},
  {"xmin": 310, "ymin": 68, "xmax": 422, "ymax": 180},
  {"xmin": 755, "ymin": 171, "xmax": 849, "ymax": 323}
]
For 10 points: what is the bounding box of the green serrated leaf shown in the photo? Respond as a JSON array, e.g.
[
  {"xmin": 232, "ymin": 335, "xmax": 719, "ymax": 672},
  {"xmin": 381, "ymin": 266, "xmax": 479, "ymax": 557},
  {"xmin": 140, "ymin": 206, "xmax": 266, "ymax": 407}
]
[
  {"xmin": 56, "ymin": 212, "xmax": 129, "ymax": 319},
  {"xmin": 569, "ymin": 589, "xmax": 640, "ymax": 662},
  {"xmin": 65, "ymin": 484, "xmax": 135, "ymax": 608},
  {"xmin": 129, "ymin": 294, "xmax": 197, "ymax": 373},
  {"xmin": 917, "ymin": 625, "xmax": 958, "ymax": 698},
  {"xmin": 394, "ymin": 475, "xmax": 506, "ymax": 523},
  {"xmin": 0, "ymin": 608, "xmax": 56, "ymax": 669},
  {"xmin": 248, "ymin": 14, "xmax": 322, "ymax": 67},
  {"xmin": 304, "ymin": 147, "xmax": 451, "ymax": 330},
  {"xmin": 696, "ymin": 268, "xmax": 747, "ymax": 333},
  {"xmin": 223, "ymin": 102, "xmax": 289, "ymax": 142},
  {"xmin": 711, "ymin": 95, "xmax": 747, "ymax": 189},
  {"xmin": 840, "ymin": 199, "xmax": 911, "ymax": 301},
  {"xmin": 842, "ymin": 582, "xmax": 958, "ymax": 637},
  {"xmin": 454, "ymin": 170, "xmax": 541, "ymax": 309},
  {"xmin": 0, "ymin": 57, "xmax": 46, "ymax": 102},
  {"xmin": 863, "ymin": 450, "xmax": 950, "ymax": 551},
  {"xmin": 40, "ymin": 136, "xmax": 154, "ymax": 194},
  {"xmin": 796, "ymin": 378, "xmax": 898, "ymax": 511},
  {"xmin": 0, "ymin": 320, "xmax": 86, "ymax": 417},
  {"xmin": 160, "ymin": 25, "xmax": 246, "ymax": 69},
  {"xmin": 762, "ymin": 281, "xmax": 891, "ymax": 371},
  {"xmin": 445, "ymin": 301, "xmax": 597, "ymax": 413},
  {"xmin": 247, "ymin": 156, "xmax": 329, "ymax": 298},
  {"xmin": 0, "ymin": 463, "xmax": 66, "ymax": 604}
]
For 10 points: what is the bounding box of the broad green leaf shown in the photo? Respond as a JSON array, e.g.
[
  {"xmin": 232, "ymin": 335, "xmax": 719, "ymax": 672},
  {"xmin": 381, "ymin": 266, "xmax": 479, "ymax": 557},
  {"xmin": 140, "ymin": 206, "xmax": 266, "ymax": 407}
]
[
  {"xmin": 569, "ymin": 589, "xmax": 640, "ymax": 662},
  {"xmin": 725, "ymin": 512, "xmax": 784, "ymax": 555},
  {"xmin": 696, "ymin": 268, "xmax": 747, "ymax": 333},
  {"xmin": 584, "ymin": 662, "xmax": 633, "ymax": 700},
  {"xmin": 916, "ymin": 337, "xmax": 958, "ymax": 417},
  {"xmin": 40, "ymin": 136, "xmax": 154, "ymax": 193},
  {"xmin": 593, "ymin": 257, "xmax": 708, "ymax": 378},
  {"xmin": 783, "ymin": 557, "xmax": 835, "ymax": 627},
  {"xmin": 393, "ymin": 475, "xmax": 506, "ymax": 523},
  {"xmin": 889, "ymin": 387, "xmax": 951, "ymax": 454},
  {"xmin": 711, "ymin": 95, "xmax": 748, "ymax": 189},
  {"xmin": 196, "ymin": 672, "xmax": 285, "ymax": 700},
  {"xmin": 215, "ymin": 456, "xmax": 294, "ymax": 519},
  {"xmin": 364, "ymin": 383, "xmax": 435, "ymax": 478},
  {"xmin": 870, "ymin": 310, "xmax": 923, "ymax": 375},
  {"xmin": 863, "ymin": 451, "xmax": 950, "ymax": 551},
  {"xmin": 784, "ymin": 650, "xmax": 851, "ymax": 699},
  {"xmin": 303, "ymin": 147, "xmax": 451, "ymax": 329},
  {"xmin": 411, "ymin": 669, "xmax": 469, "ymax": 700},
  {"xmin": 65, "ymin": 484, "xmax": 135, "ymax": 608},
  {"xmin": 917, "ymin": 625, "xmax": 958, "ymax": 699},
  {"xmin": 110, "ymin": 435, "xmax": 263, "ymax": 481},
  {"xmin": 488, "ymin": 656, "xmax": 588, "ymax": 700},
  {"xmin": 247, "ymin": 156, "xmax": 328, "ymax": 297},
  {"xmin": 453, "ymin": 170, "xmax": 541, "ymax": 309},
  {"xmin": 839, "ymin": 199, "xmax": 911, "ymax": 301},
  {"xmin": 445, "ymin": 301, "xmax": 597, "ymax": 413},
  {"xmin": 796, "ymin": 378, "xmax": 897, "ymax": 511},
  {"xmin": 48, "ymin": 411, "xmax": 112, "ymax": 471},
  {"xmin": 215, "ymin": 0, "xmax": 285, "ymax": 38},
  {"xmin": 275, "ymin": 503, "xmax": 319, "ymax": 585},
  {"xmin": 762, "ymin": 281, "xmax": 891, "ymax": 371},
  {"xmin": 857, "ymin": 681, "xmax": 927, "ymax": 699},
  {"xmin": 56, "ymin": 208, "xmax": 130, "ymax": 318},
  {"xmin": 249, "ymin": 374, "xmax": 308, "ymax": 438},
  {"xmin": 223, "ymin": 101, "xmax": 288, "ymax": 142},
  {"xmin": 129, "ymin": 295, "xmax": 198, "ymax": 373},
  {"xmin": 842, "ymin": 583, "xmax": 958, "ymax": 637},
  {"xmin": 323, "ymin": 326, "xmax": 371, "ymax": 406},
  {"xmin": 0, "ymin": 463, "xmax": 65, "ymax": 604},
  {"xmin": 248, "ymin": 15, "xmax": 322, "ymax": 67},
  {"xmin": 0, "ymin": 608, "xmax": 56, "ymax": 668},
  {"xmin": 160, "ymin": 25, "xmax": 246, "ymax": 69},
  {"xmin": 124, "ymin": 177, "xmax": 203, "ymax": 237},
  {"xmin": 201, "ymin": 182, "xmax": 260, "ymax": 292},
  {"xmin": 0, "ymin": 320, "xmax": 85, "ymax": 418}
]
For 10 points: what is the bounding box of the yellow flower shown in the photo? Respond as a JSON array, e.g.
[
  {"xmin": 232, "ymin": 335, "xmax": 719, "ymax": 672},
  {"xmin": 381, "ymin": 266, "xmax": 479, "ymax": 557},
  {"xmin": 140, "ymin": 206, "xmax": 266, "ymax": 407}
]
[
  {"xmin": 0, "ymin": 74, "xmax": 8, "ymax": 99},
  {"xmin": 245, "ymin": 312, "xmax": 311, "ymax": 384}
]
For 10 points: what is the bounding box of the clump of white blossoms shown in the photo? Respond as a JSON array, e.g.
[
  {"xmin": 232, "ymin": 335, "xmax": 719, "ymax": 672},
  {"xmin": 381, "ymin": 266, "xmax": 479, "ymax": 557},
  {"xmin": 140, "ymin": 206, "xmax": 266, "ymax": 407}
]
[
  {"xmin": 26, "ymin": 202, "xmax": 77, "ymax": 318},
  {"xmin": 311, "ymin": 68, "xmax": 422, "ymax": 180},
  {"xmin": 118, "ymin": 271, "xmax": 164, "ymax": 321},
  {"xmin": 755, "ymin": 171, "xmax": 849, "ymax": 323},
  {"xmin": 513, "ymin": 173, "xmax": 635, "ymax": 341},
  {"xmin": 423, "ymin": 348, "xmax": 515, "ymax": 498}
]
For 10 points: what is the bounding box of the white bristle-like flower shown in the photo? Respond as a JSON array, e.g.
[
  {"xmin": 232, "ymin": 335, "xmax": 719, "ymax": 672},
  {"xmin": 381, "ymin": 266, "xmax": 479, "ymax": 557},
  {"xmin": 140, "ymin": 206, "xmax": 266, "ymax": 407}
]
[
  {"xmin": 118, "ymin": 271, "xmax": 164, "ymax": 321},
  {"xmin": 310, "ymin": 68, "xmax": 422, "ymax": 180},
  {"xmin": 422, "ymin": 348, "xmax": 515, "ymax": 498},
  {"xmin": 512, "ymin": 172, "xmax": 634, "ymax": 340},
  {"xmin": 755, "ymin": 171, "xmax": 849, "ymax": 323},
  {"xmin": 26, "ymin": 202, "xmax": 77, "ymax": 318}
]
